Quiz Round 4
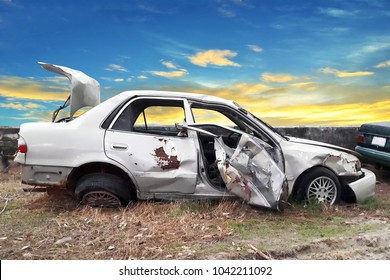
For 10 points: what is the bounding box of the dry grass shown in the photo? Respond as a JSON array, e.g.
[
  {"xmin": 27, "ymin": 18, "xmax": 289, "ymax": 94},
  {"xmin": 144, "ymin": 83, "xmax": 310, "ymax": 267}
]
[{"xmin": 1, "ymin": 164, "xmax": 390, "ymax": 260}]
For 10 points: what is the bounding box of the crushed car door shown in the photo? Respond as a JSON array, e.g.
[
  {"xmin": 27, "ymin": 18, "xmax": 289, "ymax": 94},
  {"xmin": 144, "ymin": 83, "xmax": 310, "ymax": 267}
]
[
  {"xmin": 183, "ymin": 123, "xmax": 287, "ymax": 210},
  {"xmin": 104, "ymin": 98, "xmax": 198, "ymax": 194}
]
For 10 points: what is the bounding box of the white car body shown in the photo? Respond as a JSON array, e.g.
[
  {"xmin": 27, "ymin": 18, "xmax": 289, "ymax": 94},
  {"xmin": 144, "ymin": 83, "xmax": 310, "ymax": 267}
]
[{"xmin": 14, "ymin": 63, "xmax": 376, "ymax": 209}]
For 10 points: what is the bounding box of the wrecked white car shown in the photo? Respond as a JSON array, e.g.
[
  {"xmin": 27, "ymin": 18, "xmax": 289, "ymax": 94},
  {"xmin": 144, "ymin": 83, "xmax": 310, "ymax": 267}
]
[{"xmin": 14, "ymin": 63, "xmax": 376, "ymax": 210}]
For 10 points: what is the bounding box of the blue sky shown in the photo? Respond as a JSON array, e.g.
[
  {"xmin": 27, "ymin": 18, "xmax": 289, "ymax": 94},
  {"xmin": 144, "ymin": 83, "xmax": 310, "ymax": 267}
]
[{"xmin": 1, "ymin": 0, "xmax": 390, "ymax": 126}]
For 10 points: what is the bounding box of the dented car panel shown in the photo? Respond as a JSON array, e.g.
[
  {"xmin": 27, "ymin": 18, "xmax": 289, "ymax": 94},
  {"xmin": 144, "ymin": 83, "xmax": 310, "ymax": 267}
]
[
  {"xmin": 281, "ymin": 137, "xmax": 364, "ymax": 190},
  {"xmin": 20, "ymin": 165, "xmax": 73, "ymax": 188},
  {"xmin": 14, "ymin": 63, "xmax": 376, "ymax": 209},
  {"xmin": 104, "ymin": 131, "xmax": 199, "ymax": 194},
  {"xmin": 215, "ymin": 134, "xmax": 286, "ymax": 209},
  {"xmin": 184, "ymin": 124, "xmax": 287, "ymax": 209},
  {"xmin": 347, "ymin": 168, "xmax": 376, "ymax": 202}
]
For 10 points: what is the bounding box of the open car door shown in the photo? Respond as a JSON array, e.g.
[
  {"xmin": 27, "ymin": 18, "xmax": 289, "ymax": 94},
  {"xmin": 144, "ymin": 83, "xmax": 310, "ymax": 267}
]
[{"xmin": 182, "ymin": 123, "xmax": 288, "ymax": 211}]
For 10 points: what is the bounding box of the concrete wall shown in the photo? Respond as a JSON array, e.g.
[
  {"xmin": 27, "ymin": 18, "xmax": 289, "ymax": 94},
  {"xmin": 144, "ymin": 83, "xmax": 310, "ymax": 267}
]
[
  {"xmin": 0, "ymin": 126, "xmax": 360, "ymax": 171},
  {"xmin": 275, "ymin": 126, "xmax": 359, "ymax": 150}
]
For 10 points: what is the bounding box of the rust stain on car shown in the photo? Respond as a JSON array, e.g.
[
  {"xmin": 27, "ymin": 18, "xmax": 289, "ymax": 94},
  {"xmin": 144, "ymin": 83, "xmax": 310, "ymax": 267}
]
[{"xmin": 153, "ymin": 146, "xmax": 181, "ymax": 170}]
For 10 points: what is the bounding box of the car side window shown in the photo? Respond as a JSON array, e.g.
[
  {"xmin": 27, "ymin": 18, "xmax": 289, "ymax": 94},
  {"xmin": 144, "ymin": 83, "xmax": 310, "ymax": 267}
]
[
  {"xmin": 112, "ymin": 98, "xmax": 186, "ymax": 136},
  {"xmin": 191, "ymin": 108, "xmax": 238, "ymax": 128},
  {"xmin": 133, "ymin": 106, "xmax": 184, "ymax": 133}
]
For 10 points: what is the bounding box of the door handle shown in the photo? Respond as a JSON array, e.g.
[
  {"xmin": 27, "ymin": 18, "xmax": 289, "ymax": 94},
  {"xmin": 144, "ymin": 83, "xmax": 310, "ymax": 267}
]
[{"xmin": 111, "ymin": 144, "xmax": 128, "ymax": 150}]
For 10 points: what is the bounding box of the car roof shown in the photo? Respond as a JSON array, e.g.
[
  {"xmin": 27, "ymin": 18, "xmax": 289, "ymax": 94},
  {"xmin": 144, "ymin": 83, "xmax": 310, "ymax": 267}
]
[
  {"xmin": 115, "ymin": 90, "xmax": 236, "ymax": 106},
  {"xmin": 73, "ymin": 89, "xmax": 239, "ymax": 127}
]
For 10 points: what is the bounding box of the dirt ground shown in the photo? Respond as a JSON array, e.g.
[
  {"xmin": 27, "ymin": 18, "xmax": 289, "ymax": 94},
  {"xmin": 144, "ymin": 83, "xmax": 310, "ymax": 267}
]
[{"xmin": 0, "ymin": 163, "xmax": 389, "ymax": 260}]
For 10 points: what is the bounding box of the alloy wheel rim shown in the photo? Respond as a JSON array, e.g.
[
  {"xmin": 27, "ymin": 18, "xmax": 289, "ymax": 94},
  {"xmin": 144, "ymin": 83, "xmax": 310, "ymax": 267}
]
[
  {"xmin": 82, "ymin": 191, "xmax": 122, "ymax": 208},
  {"xmin": 307, "ymin": 176, "xmax": 337, "ymax": 204}
]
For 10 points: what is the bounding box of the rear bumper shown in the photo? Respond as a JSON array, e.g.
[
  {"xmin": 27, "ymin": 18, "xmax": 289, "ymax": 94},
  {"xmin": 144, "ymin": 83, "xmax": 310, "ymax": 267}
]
[
  {"xmin": 355, "ymin": 146, "xmax": 390, "ymax": 167},
  {"xmin": 347, "ymin": 168, "xmax": 376, "ymax": 203},
  {"xmin": 20, "ymin": 164, "xmax": 73, "ymax": 188}
]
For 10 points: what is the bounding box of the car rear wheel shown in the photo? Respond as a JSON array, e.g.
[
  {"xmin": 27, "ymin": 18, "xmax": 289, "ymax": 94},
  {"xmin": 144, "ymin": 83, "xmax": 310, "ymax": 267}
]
[
  {"xmin": 296, "ymin": 167, "xmax": 341, "ymax": 205},
  {"xmin": 75, "ymin": 173, "xmax": 133, "ymax": 208}
]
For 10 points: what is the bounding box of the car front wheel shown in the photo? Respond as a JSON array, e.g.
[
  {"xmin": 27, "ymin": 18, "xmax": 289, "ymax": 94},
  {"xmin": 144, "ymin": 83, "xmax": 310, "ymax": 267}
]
[
  {"xmin": 296, "ymin": 167, "xmax": 341, "ymax": 205},
  {"xmin": 75, "ymin": 173, "xmax": 133, "ymax": 208}
]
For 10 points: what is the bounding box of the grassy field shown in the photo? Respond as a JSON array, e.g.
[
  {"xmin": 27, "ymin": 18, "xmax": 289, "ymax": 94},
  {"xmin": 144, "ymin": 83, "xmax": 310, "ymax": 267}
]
[{"xmin": 1, "ymin": 164, "xmax": 390, "ymax": 260}]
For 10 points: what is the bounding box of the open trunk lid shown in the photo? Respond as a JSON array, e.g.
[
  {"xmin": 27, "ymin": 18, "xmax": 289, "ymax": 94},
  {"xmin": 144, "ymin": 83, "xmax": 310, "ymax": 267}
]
[{"xmin": 38, "ymin": 62, "xmax": 100, "ymax": 121}]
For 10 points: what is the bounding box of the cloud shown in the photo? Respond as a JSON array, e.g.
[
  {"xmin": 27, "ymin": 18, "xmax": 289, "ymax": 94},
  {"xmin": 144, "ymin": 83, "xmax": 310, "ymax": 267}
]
[
  {"xmin": 348, "ymin": 42, "xmax": 390, "ymax": 59},
  {"xmin": 0, "ymin": 102, "xmax": 42, "ymax": 110},
  {"xmin": 375, "ymin": 59, "xmax": 390, "ymax": 68},
  {"xmin": 189, "ymin": 49, "xmax": 241, "ymax": 67},
  {"xmin": 161, "ymin": 61, "xmax": 177, "ymax": 69},
  {"xmin": 217, "ymin": 7, "xmax": 235, "ymax": 17},
  {"xmin": 2, "ymin": 0, "xmax": 15, "ymax": 5},
  {"xmin": 10, "ymin": 110, "xmax": 52, "ymax": 123},
  {"xmin": 331, "ymin": 27, "xmax": 350, "ymax": 33},
  {"xmin": 320, "ymin": 67, "xmax": 374, "ymax": 77},
  {"xmin": 233, "ymin": 83, "xmax": 270, "ymax": 94},
  {"xmin": 290, "ymin": 82, "xmax": 316, "ymax": 88},
  {"xmin": 361, "ymin": 42, "xmax": 390, "ymax": 53},
  {"xmin": 255, "ymin": 100, "xmax": 390, "ymax": 126},
  {"xmin": 247, "ymin": 44, "xmax": 263, "ymax": 53},
  {"xmin": 151, "ymin": 70, "xmax": 188, "ymax": 78},
  {"xmin": 149, "ymin": 61, "xmax": 188, "ymax": 79},
  {"xmin": 319, "ymin": 7, "xmax": 358, "ymax": 17},
  {"xmin": 0, "ymin": 76, "xmax": 69, "ymax": 101},
  {"xmin": 101, "ymin": 77, "xmax": 129, "ymax": 82},
  {"xmin": 216, "ymin": 0, "xmax": 251, "ymax": 18},
  {"xmin": 105, "ymin": 64, "xmax": 128, "ymax": 72},
  {"xmin": 262, "ymin": 73, "xmax": 296, "ymax": 83},
  {"xmin": 137, "ymin": 3, "xmax": 162, "ymax": 14},
  {"xmin": 138, "ymin": 75, "xmax": 148, "ymax": 79}
]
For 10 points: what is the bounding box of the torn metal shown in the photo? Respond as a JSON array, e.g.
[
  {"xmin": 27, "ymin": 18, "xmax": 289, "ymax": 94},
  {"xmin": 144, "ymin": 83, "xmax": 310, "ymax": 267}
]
[
  {"xmin": 315, "ymin": 153, "xmax": 361, "ymax": 175},
  {"xmin": 184, "ymin": 123, "xmax": 287, "ymax": 210},
  {"xmin": 215, "ymin": 134, "xmax": 286, "ymax": 210},
  {"xmin": 285, "ymin": 136, "xmax": 362, "ymax": 177}
]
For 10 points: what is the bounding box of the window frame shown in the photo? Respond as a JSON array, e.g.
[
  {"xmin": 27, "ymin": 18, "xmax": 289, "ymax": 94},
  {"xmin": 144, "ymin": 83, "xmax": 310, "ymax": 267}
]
[{"xmin": 108, "ymin": 96, "xmax": 191, "ymax": 137}]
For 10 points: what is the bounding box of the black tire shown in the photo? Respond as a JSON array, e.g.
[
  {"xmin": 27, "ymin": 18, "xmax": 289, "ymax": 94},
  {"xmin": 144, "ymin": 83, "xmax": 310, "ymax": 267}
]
[
  {"xmin": 296, "ymin": 167, "xmax": 341, "ymax": 205},
  {"xmin": 75, "ymin": 173, "xmax": 133, "ymax": 208}
]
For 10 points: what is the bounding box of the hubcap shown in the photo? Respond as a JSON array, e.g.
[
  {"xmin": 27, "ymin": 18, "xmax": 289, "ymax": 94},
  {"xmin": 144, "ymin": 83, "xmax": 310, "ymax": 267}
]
[
  {"xmin": 82, "ymin": 191, "xmax": 122, "ymax": 208},
  {"xmin": 307, "ymin": 176, "xmax": 337, "ymax": 204}
]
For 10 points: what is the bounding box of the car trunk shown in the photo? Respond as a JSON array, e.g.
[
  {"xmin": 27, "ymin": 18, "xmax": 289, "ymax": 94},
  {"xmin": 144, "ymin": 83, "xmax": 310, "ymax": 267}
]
[{"xmin": 357, "ymin": 122, "xmax": 390, "ymax": 153}]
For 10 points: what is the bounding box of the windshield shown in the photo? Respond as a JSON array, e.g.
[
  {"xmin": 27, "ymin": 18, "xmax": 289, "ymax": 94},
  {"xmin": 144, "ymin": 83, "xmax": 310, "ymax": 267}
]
[{"xmin": 233, "ymin": 102, "xmax": 289, "ymax": 140}]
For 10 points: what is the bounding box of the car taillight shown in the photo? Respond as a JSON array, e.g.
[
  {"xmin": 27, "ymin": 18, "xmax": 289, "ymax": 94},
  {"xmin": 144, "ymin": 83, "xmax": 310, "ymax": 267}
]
[
  {"xmin": 357, "ymin": 134, "xmax": 365, "ymax": 143},
  {"xmin": 18, "ymin": 137, "xmax": 28, "ymax": 153}
]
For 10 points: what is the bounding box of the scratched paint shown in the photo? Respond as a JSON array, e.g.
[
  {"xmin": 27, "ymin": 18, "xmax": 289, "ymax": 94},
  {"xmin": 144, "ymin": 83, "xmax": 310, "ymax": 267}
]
[{"xmin": 153, "ymin": 139, "xmax": 181, "ymax": 170}]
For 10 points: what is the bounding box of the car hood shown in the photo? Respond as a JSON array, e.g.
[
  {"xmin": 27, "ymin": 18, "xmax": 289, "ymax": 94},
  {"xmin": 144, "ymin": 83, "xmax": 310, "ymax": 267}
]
[
  {"xmin": 38, "ymin": 62, "xmax": 100, "ymax": 118},
  {"xmin": 287, "ymin": 136, "xmax": 361, "ymax": 158}
]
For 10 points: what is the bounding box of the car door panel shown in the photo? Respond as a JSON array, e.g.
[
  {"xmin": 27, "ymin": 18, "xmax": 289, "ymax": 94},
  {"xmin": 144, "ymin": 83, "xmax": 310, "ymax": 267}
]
[
  {"xmin": 105, "ymin": 131, "xmax": 198, "ymax": 194},
  {"xmin": 215, "ymin": 134, "xmax": 286, "ymax": 209},
  {"xmin": 184, "ymin": 123, "xmax": 287, "ymax": 209}
]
